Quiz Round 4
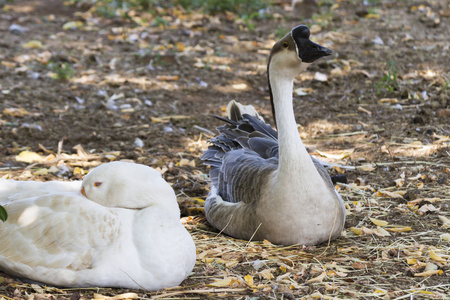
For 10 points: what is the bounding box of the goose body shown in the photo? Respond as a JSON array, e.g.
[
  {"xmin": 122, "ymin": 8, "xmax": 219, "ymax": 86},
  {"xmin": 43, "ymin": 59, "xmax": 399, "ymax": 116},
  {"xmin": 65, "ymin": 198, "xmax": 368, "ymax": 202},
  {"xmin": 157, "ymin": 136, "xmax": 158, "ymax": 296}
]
[
  {"xmin": 0, "ymin": 162, "xmax": 196, "ymax": 290},
  {"xmin": 202, "ymin": 25, "xmax": 346, "ymax": 246}
]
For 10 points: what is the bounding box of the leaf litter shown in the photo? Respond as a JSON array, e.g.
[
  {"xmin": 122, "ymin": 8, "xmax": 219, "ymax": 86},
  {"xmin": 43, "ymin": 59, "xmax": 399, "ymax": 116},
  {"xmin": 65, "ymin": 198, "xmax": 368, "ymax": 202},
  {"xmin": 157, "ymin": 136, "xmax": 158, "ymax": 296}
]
[{"xmin": 0, "ymin": 0, "xmax": 449, "ymax": 299}]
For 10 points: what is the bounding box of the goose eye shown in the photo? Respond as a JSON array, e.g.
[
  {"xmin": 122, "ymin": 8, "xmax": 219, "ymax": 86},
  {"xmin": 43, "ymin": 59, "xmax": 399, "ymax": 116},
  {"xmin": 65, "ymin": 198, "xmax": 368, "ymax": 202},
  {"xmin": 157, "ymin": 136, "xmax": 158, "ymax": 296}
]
[
  {"xmin": 94, "ymin": 182, "xmax": 102, "ymax": 187},
  {"xmin": 283, "ymin": 42, "xmax": 289, "ymax": 48}
]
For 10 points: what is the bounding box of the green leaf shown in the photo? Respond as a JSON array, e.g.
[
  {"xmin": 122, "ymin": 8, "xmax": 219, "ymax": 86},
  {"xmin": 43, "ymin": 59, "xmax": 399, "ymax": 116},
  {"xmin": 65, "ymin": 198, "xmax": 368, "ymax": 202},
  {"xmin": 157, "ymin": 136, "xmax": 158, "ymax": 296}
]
[{"xmin": 0, "ymin": 205, "xmax": 7, "ymax": 222}]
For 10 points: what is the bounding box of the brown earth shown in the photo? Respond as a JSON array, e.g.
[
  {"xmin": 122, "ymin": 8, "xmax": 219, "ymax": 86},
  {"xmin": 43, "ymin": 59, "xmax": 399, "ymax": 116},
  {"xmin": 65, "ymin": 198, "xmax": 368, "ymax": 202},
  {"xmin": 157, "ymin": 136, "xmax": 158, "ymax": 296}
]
[{"xmin": 0, "ymin": 0, "xmax": 449, "ymax": 299}]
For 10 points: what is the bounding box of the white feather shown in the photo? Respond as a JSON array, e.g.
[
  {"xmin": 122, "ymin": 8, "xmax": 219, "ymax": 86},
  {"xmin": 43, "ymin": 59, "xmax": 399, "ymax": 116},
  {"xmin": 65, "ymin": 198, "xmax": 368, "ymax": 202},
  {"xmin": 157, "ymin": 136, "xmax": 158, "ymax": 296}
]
[{"xmin": 0, "ymin": 161, "xmax": 196, "ymax": 290}]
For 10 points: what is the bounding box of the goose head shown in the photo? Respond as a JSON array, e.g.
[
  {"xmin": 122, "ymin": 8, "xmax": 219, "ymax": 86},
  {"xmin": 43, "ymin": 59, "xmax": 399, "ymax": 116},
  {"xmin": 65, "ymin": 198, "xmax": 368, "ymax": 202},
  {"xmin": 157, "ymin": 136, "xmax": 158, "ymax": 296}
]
[
  {"xmin": 268, "ymin": 25, "xmax": 332, "ymax": 77},
  {"xmin": 81, "ymin": 162, "xmax": 177, "ymax": 210},
  {"xmin": 267, "ymin": 25, "xmax": 332, "ymax": 124}
]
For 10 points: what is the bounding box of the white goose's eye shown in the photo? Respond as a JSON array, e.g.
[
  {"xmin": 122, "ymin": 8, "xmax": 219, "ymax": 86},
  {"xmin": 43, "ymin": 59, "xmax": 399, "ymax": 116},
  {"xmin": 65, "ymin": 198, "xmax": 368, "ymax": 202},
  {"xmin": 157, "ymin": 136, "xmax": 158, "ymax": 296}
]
[
  {"xmin": 283, "ymin": 42, "xmax": 289, "ymax": 48},
  {"xmin": 94, "ymin": 182, "xmax": 102, "ymax": 187}
]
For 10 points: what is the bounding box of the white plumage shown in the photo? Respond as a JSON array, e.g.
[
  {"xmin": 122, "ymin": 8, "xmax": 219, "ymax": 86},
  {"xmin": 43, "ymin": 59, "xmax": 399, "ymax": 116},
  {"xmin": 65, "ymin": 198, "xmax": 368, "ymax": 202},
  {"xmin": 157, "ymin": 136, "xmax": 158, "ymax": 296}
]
[{"xmin": 0, "ymin": 161, "xmax": 196, "ymax": 290}]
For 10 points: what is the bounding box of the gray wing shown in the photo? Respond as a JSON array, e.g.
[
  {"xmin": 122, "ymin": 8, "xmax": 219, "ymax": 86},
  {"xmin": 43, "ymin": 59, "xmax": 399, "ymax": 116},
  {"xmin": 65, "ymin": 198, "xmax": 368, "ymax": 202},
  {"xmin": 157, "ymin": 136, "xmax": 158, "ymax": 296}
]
[
  {"xmin": 201, "ymin": 102, "xmax": 279, "ymax": 204},
  {"xmin": 202, "ymin": 101, "xmax": 341, "ymax": 204}
]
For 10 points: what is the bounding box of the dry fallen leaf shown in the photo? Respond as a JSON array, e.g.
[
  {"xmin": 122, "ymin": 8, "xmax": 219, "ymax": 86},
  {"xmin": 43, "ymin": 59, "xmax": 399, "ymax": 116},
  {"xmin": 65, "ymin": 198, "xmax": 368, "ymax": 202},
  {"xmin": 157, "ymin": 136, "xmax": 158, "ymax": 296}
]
[
  {"xmin": 440, "ymin": 233, "xmax": 450, "ymax": 241},
  {"xmin": 386, "ymin": 226, "xmax": 412, "ymax": 232},
  {"xmin": 62, "ymin": 21, "xmax": 84, "ymax": 30},
  {"xmin": 350, "ymin": 227, "xmax": 362, "ymax": 235},
  {"xmin": 429, "ymin": 250, "xmax": 447, "ymax": 264},
  {"xmin": 232, "ymin": 83, "xmax": 248, "ymax": 90},
  {"xmin": 15, "ymin": 151, "xmax": 43, "ymax": 163},
  {"xmin": 414, "ymin": 269, "xmax": 443, "ymax": 277},
  {"xmin": 33, "ymin": 168, "xmax": 49, "ymax": 175},
  {"xmin": 438, "ymin": 215, "xmax": 450, "ymax": 228},
  {"xmin": 22, "ymin": 40, "xmax": 44, "ymax": 49},
  {"xmin": 373, "ymin": 190, "xmax": 405, "ymax": 198},
  {"xmin": 207, "ymin": 277, "xmax": 235, "ymax": 287},
  {"xmin": 369, "ymin": 217, "xmax": 389, "ymax": 227},
  {"xmin": 374, "ymin": 227, "xmax": 391, "ymax": 237},
  {"xmin": 244, "ymin": 274, "xmax": 254, "ymax": 287},
  {"xmin": 156, "ymin": 75, "xmax": 179, "ymax": 81},
  {"xmin": 417, "ymin": 204, "xmax": 438, "ymax": 215},
  {"xmin": 3, "ymin": 107, "xmax": 30, "ymax": 117},
  {"xmin": 257, "ymin": 268, "xmax": 274, "ymax": 281},
  {"xmin": 358, "ymin": 164, "xmax": 375, "ymax": 171},
  {"xmin": 316, "ymin": 150, "xmax": 351, "ymax": 160},
  {"xmin": 306, "ymin": 272, "xmax": 326, "ymax": 283}
]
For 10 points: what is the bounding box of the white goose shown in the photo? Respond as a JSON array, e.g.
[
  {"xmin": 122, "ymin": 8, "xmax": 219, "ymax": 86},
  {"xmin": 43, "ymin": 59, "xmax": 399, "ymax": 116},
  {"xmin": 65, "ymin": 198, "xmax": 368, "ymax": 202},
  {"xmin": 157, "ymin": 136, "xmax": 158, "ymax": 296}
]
[
  {"xmin": 202, "ymin": 25, "xmax": 346, "ymax": 246},
  {"xmin": 0, "ymin": 162, "xmax": 196, "ymax": 290}
]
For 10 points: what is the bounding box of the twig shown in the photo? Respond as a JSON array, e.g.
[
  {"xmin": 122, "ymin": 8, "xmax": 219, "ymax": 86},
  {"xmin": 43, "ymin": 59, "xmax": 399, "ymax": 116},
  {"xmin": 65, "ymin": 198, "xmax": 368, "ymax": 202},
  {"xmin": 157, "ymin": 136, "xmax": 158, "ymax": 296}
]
[
  {"xmin": 245, "ymin": 223, "xmax": 262, "ymax": 247},
  {"xmin": 151, "ymin": 288, "xmax": 248, "ymax": 299},
  {"xmin": 193, "ymin": 125, "xmax": 215, "ymax": 136}
]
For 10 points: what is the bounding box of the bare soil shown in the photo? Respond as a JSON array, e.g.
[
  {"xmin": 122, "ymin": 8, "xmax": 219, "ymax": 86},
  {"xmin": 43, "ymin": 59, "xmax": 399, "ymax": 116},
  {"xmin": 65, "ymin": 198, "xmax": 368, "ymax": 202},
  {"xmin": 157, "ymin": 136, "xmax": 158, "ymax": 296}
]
[{"xmin": 0, "ymin": 0, "xmax": 449, "ymax": 299}]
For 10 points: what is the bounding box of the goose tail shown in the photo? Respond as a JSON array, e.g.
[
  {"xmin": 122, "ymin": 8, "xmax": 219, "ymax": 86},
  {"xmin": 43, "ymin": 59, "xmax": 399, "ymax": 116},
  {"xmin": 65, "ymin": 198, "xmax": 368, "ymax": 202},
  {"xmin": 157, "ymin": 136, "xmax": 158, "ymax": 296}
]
[{"xmin": 227, "ymin": 100, "xmax": 264, "ymax": 122}]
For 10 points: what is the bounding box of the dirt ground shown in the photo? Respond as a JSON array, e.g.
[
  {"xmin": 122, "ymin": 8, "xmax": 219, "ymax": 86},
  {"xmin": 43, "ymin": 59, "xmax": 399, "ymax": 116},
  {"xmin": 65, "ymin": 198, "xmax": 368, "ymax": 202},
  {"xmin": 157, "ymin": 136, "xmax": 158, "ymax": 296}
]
[{"xmin": 0, "ymin": 0, "xmax": 449, "ymax": 299}]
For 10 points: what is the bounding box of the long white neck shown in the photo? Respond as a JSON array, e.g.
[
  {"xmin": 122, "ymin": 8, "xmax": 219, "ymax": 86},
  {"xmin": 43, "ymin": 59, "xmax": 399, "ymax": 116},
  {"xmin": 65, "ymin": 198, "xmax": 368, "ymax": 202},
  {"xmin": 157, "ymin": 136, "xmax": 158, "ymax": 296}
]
[{"xmin": 269, "ymin": 69, "xmax": 314, "ymax": 176}]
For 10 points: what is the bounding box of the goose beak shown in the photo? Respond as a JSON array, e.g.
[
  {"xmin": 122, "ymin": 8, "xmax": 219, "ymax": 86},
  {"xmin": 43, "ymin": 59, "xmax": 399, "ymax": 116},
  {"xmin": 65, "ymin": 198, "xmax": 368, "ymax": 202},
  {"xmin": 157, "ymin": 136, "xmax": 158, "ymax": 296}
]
[
  {"xmin": 81, "ymin": 186, "xmax": 86, "ymax": 197},
  {"xmin": 296, "ymin": 39, "xmax": 332, "ymax": 63},
  {"xmin": 291, "ymin": 25, "xmax": 332, "ymax": 63}
]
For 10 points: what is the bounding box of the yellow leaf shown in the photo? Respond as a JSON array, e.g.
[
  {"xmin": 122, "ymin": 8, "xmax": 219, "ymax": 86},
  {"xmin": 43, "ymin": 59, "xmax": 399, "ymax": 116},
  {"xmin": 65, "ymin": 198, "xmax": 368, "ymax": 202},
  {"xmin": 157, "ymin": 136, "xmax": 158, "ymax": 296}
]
[
  {"xmin": 365, "ymin": 13, "xmax": 381, "ymax": 19},
  {"xmin": 263, "ymin": 239, "xmax": 272, "ymax": 245},
  {"xmin": 373, "ymin": 190, "xmax": 405, "ymax": 198},
  {"xmin": 414, "ymin": 270, "xmax": 443, "ymax": 277},
  {"xmin": 244, "ymin": 274, "xmax": 254, "ymax": 287},
  {"xmin": 406, "ymin": 258, "xmax": 417, "ymax": 265},
  {"xmin": 1, "ymin": 61, "xmax": 16, "ymax": 68},
  {"xmin": 207, "ymin": 277, "xmax": 234, "ymax": 287},
  {"xmin": 22, "ymin": 40, "xmax": 44, "ymax": 49},
  {"xmin": 387, "ymin": 226, "xmax": 412, "ymax": 232},
  {"xmin": 418, "ymin": 291, "xmax": 435, "ymax": 295},
  {"xmin": 370, "ymin": 217, "xmax": 389, "ymax": 227},
  {"xmin": 3, "ymin": 107, "xmax": 30, "ymax": 117},
  {"xmin": 417, "ymin": 182, "xmax": 424, "ymax": 189},
  {"xmin": 310, "ymin": 291, "xmax": 324, "ymax": 299},
  {"xmin": 33, "ymin": 168, "xmax": 49, "ymax": 175},
  {"xmin": 16, "ymin": 151, "xmax": 43, "ymax": 163},
  {"xmin": 176, "ymin": 42, "xmax": 185, "ymax": 52},
  {"xmin": 429, "ymin": 250, "xmax": 447, "ymax": 263},
  {"xmin": 73, "ymin": 167, "xmax": 84, "ymax": 175},
  {"xmin": 350, "ymin": 227, "xmax": 362, "ymax": 235},
  {"xmin": 202, "ymin": 258, "xmax": 226, "ymax": 264},
  {"xmin": 62, "ymin": 21, "xmax": 84, "ymax": 30},
  {"xmin": 232, "ymin": 83, "xmax": 248, "ymax": 90},
  {"xmin": 306, "ymin": 272, "xmax": 326, "ymax": 283}
]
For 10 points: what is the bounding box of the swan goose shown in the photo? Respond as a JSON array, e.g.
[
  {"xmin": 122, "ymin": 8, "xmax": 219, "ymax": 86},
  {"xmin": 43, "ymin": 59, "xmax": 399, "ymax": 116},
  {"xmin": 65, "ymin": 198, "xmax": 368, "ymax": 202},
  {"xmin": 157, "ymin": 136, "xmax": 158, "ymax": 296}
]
[
  {"xmin": 0, "ymin": 161, "xmax": 196, "ymax": 290},
  {"xmin": 201, "ymin": 25, "xmax": 346, "ymax": 246}
]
